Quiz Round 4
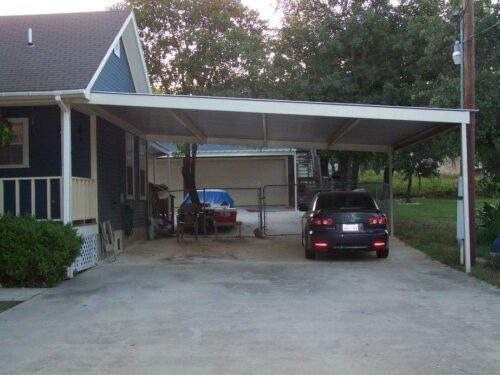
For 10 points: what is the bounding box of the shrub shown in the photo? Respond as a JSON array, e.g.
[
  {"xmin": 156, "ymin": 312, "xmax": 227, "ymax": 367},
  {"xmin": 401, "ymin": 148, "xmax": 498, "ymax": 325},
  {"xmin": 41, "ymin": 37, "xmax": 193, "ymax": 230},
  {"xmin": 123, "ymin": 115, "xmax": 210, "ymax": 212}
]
[
  {"xmin": 0, "ymin": 215, "xmax": 83, "ymax": 287},
  {"xmin": 477, "ymin": 202, "xmax": 500, "ymax": 246}
]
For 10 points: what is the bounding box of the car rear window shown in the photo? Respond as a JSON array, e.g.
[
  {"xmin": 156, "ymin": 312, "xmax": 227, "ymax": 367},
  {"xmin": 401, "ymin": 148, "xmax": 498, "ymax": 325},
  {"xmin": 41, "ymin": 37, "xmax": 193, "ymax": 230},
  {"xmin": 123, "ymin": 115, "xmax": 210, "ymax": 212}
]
[{"xmin": 316, "ymin": 194, "xmax": 376, "ymax": 210}]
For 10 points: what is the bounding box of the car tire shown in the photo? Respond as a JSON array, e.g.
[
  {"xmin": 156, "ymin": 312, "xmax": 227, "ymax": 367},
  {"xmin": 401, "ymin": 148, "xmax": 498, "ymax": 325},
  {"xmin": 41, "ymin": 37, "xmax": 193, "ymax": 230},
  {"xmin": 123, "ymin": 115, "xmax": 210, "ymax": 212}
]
[
  {"xmin": 304, "ymin": 236, "xmax": 316, "ymax": 260},
  {"xmin": 376, "ymin": 248, "xmax": 389, "ymax": 258}
]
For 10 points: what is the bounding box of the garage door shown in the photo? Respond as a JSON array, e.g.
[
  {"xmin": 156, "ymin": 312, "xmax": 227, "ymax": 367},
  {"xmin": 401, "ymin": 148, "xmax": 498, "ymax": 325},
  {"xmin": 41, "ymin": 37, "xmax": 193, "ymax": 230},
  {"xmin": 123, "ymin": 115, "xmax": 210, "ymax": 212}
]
[{"xmin": 150, "ymin": 156, "xmax": 290, "ymax": 207}]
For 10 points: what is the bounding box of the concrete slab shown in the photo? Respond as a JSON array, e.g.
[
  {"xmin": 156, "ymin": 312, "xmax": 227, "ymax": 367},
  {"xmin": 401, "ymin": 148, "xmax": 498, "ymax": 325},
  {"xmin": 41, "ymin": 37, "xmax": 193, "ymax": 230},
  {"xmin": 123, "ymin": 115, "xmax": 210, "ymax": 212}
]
[
  {"xmin": 0, "ymin": 288, "xmax": 46, "ymax": 302},
  {"xmin": 0, "ymin": 236, "xmax": 499, "ymax": 375}
]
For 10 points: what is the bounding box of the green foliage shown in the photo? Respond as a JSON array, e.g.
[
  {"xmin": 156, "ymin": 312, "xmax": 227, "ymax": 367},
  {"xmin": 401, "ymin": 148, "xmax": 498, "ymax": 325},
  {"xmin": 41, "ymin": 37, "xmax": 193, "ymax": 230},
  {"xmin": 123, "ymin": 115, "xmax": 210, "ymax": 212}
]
[
  {"xmin": 111, "ymin": 0, "xmax": 269, "ymax": 96},
  {"xmin": 477, "ymin": 202, "xmax": 500, "ymax": 245},
  {"xmin": 0, "ymin": 215, "xmax": 83, "ymax": 287},
  {"xmin": 0, "ymin": 118, "xmax": 16, "ymax": 146}
]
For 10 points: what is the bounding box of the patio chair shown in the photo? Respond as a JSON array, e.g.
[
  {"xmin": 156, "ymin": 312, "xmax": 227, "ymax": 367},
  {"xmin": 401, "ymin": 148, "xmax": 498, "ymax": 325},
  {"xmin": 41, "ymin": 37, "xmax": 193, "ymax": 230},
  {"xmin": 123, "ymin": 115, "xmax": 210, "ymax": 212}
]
[{"xmin": 176, "ymin": 204, "xmax": 200, "ymax": 241}]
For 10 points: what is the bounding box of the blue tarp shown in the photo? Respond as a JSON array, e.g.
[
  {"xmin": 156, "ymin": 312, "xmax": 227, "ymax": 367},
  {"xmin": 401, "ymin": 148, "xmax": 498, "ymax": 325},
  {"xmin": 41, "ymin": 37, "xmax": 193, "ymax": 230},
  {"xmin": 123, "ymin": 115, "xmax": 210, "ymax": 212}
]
[{"xmin": 182, "ymin": 189, "xmax": 235, "ymax": 208}]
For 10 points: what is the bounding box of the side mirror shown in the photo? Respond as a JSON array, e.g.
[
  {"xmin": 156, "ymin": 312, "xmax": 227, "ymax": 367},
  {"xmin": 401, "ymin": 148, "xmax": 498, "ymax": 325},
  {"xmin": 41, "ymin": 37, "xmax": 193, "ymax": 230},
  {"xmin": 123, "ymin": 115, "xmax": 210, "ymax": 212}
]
[{"xmin": 298, "ymin": 203, "xmax": 309, "ymax": 212}]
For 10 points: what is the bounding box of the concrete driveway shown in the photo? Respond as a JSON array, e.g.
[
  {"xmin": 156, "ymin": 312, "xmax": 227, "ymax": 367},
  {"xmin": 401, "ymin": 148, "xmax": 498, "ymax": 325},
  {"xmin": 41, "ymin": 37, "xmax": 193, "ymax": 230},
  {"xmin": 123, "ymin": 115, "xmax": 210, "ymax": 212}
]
[{"xmin": 1, "ymin": 235, "xmax": 499, "ymax": 375}]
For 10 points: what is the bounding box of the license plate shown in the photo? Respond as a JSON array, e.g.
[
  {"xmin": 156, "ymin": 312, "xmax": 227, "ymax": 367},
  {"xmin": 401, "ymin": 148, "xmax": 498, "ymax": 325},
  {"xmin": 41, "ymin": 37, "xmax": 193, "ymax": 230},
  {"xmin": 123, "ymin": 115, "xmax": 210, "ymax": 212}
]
[{"xmin": 342, "ymin": 224, "xmax": 359, "ymax": 232}]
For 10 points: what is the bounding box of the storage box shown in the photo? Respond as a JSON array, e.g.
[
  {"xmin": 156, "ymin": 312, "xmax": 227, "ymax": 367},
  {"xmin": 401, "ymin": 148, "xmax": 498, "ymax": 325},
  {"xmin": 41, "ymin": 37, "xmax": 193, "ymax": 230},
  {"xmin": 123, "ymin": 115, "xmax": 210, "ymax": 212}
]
[{"xmin": 214, "ymin": 208, "xmax": 237, "ymax": 223}]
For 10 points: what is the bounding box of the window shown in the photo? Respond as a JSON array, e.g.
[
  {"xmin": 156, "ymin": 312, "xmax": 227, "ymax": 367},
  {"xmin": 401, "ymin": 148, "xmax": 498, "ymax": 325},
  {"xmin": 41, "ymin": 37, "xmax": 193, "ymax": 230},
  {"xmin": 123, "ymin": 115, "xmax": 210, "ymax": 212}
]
[
  {"xmin": 139, "ymin": 139, "xmax": 147, "ymax": 200},
  {"xmin": 125, "ymin": 133, "xmax": 135, "ymax": 199},
  {"xmin": 0, "ymin": 118, "xmax": 29, "ymax": 168}
]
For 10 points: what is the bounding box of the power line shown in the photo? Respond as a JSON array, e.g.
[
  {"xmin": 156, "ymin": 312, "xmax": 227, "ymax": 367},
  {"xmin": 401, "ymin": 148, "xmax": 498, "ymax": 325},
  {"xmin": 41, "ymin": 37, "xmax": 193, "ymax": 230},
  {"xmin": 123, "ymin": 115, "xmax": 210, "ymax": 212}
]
[{"xmin": 465, "ymin": 20, "xmax": 500, "ymax": 41}]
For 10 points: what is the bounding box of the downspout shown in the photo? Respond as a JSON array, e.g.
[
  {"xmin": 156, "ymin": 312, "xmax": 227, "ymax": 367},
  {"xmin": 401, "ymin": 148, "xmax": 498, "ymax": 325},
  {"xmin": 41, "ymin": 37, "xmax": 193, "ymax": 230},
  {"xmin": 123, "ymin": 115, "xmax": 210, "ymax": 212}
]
[{"xmin": 55, "ymin": 95, "xmax": 72, "ymax": 224}]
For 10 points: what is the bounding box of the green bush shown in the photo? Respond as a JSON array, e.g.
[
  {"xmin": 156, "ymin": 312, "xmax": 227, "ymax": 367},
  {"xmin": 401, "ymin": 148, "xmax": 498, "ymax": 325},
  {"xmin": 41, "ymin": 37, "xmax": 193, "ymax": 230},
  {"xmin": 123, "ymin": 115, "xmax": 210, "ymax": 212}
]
[
  {"xmin": 477, "ymin": 202, "xmax": 500, "ymax": 246},
  {"xmin": 0, "ymin": 215, "xmax": 83, "ymax": 287}
]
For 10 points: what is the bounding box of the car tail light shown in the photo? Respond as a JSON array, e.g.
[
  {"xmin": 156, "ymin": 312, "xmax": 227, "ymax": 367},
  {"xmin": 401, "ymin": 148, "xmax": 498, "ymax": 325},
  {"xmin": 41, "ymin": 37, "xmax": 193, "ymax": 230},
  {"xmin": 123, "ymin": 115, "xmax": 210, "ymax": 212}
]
[
  {"xmin": 368, "ymin": 215, "xmax": 387, "ymax": 225},
  {"xmin": 314, "ymin": 241, "xmax": 328, "ymax": 249},
  {"xmin": 310, "ymin": 215, "xmax": 334, "ymax": 226},
  {"xmin": 372, "ymin": 241, "xmax": 386, "ymax": 248}
]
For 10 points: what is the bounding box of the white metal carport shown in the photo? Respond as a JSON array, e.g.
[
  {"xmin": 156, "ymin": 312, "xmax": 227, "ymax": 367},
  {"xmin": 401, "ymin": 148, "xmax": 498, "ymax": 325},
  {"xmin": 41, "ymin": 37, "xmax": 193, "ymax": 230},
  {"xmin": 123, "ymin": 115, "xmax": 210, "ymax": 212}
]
[{"xmin": 70, "ymin": 92, "xmax": 472, "ymax": 271}]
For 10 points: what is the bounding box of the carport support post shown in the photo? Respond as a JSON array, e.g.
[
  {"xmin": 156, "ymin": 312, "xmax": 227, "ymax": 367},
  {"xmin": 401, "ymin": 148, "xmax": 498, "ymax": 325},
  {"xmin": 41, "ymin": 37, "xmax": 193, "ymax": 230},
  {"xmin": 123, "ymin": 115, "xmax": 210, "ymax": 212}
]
[
  {"xmin": 388, "ymin": 148, "xmax": 394, "ymax": 236},
  {"xmin": 56, "ymin": 97, "xmax": 72, "ymax": 224},
  {"xmin": 461, "ymin": 122, "xmax": 471, "ymax": 273}
]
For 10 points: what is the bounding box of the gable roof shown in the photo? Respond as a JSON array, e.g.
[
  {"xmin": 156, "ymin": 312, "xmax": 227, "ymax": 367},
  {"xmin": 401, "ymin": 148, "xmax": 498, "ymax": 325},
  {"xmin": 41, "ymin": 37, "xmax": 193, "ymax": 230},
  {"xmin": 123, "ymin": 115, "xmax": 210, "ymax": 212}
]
[{"xmin": 0, "ymin": 10, "xmax": 149, "ymax": 93}]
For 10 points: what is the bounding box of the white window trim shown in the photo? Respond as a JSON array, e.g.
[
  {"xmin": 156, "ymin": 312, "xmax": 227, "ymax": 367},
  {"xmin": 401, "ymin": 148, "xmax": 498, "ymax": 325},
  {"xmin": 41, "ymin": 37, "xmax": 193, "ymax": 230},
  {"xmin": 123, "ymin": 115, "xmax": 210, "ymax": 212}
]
[
  {"xmin": 125, "ymin": 132, "xmax": 135, "ymax": 200},
  {"xmin": 0, "ymin": 117, "xmax": 29, "ymax": 169},
  {"xmin": 139, "ymin": 139, "xmax": 147, "ymax": 200}
]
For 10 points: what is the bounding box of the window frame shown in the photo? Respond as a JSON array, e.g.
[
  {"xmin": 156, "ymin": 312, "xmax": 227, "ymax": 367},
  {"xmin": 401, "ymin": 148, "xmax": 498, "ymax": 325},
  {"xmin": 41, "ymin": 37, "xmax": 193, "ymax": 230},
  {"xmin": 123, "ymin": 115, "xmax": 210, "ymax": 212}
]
[
  {"xmin": 138, "ymin": 139, "xmax": 147, "ymax": 200},
  {"xmin": 0, "ymin": 117, "xmax": 29, "ymax": 169},
  {"xmin": 125, "ymin": 132, "xmax": 135, "ymax": 200}
]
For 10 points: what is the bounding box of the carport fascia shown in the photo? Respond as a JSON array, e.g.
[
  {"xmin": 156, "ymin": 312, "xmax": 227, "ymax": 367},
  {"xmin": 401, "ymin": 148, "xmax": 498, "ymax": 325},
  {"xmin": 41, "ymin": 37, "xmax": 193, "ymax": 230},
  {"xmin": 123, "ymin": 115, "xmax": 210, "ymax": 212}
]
[{"xmin": 77, "ymin": 91, "xmax": 472, "ymax": 272}]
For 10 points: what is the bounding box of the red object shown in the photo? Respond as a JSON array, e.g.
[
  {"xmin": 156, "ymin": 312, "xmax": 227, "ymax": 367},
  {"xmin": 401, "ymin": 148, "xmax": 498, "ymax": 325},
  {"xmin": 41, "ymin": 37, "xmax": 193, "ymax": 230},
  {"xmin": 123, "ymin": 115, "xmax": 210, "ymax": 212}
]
[
  {"xmin": 214, "ymin": 208, "xmax": 237, "ymax": 223},
  {"xmin": 372, "ymin": 241, "xmax": 386, "ymax": 248},
  {"xmin": 310, "ymin": 215, "xmax": 334, "ymax": 226},
  {"xmin": 314, "ymin": 241, "xmax": 329, "ymax": 249},
  {"xmin": 368, "ymin": 215, "xmax": 387, "ymax": 225}
]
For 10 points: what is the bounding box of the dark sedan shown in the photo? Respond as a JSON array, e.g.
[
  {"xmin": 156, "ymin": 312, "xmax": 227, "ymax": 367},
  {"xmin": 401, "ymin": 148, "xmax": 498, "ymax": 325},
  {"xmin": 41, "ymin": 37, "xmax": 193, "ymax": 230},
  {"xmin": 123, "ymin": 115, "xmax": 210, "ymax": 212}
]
[{"xmin": 299, "ymin": 191, "xmax": 389, "ymax": 259}]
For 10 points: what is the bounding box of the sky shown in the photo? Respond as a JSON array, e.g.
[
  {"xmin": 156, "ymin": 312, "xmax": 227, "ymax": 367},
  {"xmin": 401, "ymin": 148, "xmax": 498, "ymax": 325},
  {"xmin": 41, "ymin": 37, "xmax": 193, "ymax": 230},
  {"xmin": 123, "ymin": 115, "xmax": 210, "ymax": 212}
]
[{"xmin": 0, "ymin": 0, "xmax": 283, "ymax": 27}]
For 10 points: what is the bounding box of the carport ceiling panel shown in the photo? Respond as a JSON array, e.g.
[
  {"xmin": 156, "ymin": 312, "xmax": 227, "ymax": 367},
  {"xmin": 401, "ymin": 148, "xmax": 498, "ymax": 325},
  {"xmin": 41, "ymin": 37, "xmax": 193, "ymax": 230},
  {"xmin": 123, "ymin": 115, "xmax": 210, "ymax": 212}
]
[
  {"xmin": 100, "ymin": 105, "xmax": 193, "ymax": 136},
  {"xmin": 266, "ymin": 115, "xmax": 348, "ymax": 142},
  {"xmin": 339, "ymin": 120, "xmax": 437, "ymax": 146},
  {"xmin": 185, "ymin": 110, "xmax": 264, "ymax": 139}
]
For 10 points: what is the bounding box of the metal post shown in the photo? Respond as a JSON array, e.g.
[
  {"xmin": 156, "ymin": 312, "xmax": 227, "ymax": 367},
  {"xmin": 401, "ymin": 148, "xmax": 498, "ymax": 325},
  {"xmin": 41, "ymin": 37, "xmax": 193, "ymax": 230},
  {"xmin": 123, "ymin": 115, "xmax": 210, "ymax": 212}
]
[
  {"xmin": 293, "ymin": 152, "xmax": 298, "ymax": 211},
  {"xmin": 461, "ymin": 121, "xmax": 471, "ymax": 273},
  {"xmin": 388, "ymin": 148, "xmax": 394, "ymax": 236}
]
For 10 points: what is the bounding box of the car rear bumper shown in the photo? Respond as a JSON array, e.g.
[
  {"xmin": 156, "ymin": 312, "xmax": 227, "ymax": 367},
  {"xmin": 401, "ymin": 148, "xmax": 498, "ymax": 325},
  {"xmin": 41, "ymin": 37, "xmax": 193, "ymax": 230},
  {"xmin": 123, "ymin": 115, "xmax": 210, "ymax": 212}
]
[{"xmin": 309, "ymin": 230, "xmax": 389, "ymax": 251}]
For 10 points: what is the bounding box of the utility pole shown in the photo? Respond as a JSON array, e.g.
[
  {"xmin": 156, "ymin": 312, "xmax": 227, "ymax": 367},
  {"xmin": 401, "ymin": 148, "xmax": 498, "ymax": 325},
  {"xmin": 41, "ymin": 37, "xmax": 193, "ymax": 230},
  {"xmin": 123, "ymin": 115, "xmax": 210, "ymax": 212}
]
[{"xmin": 463, "ymin": 0, "xmax": 476, "ymax": 265}]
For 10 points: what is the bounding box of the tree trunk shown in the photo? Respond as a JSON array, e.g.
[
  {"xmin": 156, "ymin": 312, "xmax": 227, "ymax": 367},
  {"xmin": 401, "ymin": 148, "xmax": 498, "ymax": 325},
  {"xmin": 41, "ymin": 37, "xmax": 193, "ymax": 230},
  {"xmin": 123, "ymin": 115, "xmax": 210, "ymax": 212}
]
[
  {"xmin": 338, "ymin": 153, "xmax": 349, "ymax": 191},
  {"xmin": 181, "ymin": 143, "xmax": 201, "ymax": 209},
  {"xmin": 405, "ymin": 173, "xmax": 413, "ymax": 203}
]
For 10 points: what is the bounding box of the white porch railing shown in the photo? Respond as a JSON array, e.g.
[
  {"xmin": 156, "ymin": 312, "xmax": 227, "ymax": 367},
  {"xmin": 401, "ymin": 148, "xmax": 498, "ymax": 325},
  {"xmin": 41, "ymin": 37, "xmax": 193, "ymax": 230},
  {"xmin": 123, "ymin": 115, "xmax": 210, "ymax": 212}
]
[
  {"xmin": 71, "ymin": 177, "xmax": 97, "ymax": 222},
  {"xmin": 0, "ymin": 176, "xmax": 97, "ymax": 223},
  {"xmin": 0, "ymin": 176, "xmax": 62, "ymax": 220}
]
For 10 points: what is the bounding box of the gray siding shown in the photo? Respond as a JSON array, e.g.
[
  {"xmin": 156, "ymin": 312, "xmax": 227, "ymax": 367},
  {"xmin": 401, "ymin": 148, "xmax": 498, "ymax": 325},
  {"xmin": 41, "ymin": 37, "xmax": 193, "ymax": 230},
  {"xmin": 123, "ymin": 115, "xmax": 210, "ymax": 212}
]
[
  {"xmin": 92, "ymin": 38, "xmax": 136, "ymax": 93},
  {"xmin": 97, "ymin": 117, "xmax": 147, "ymax": 232}
]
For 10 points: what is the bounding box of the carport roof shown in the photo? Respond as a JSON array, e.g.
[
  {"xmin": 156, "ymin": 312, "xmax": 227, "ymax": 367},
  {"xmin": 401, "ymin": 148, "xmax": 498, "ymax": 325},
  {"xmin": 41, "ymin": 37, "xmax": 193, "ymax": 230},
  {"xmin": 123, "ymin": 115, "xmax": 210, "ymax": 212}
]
[{"xmin": 77, "ymin": 91, "xmax": 470, "ymax": 153}]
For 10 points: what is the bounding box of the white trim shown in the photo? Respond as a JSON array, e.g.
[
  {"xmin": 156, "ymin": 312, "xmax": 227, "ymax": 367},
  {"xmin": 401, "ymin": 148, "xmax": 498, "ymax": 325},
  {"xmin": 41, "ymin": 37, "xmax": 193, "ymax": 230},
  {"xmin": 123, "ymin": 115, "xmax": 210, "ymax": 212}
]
[
  {"xmin": 461, "ymin": 122, "xmax": 471, "ymax": 274},
  {"xmin": 89, "ymin": 92, "xmax": 470, "ymax": 125},
  {"xmin": 0, "ymin": 117, "xmax": 30, "ymax": 168},
  {"xmin": 123, "ymin": 14, "xmax": 152, "ymax": 93},
  {"xmin": 56, "ymin": 97, "xmax": 72, "ymax": 224}
]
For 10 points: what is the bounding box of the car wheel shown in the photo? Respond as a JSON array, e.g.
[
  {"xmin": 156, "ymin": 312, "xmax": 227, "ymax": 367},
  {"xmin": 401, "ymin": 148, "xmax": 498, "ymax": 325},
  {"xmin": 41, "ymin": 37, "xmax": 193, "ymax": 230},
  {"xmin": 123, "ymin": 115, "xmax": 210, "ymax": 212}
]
[
  {"xmin": 376, "ymin": 248, "xmax": 389, "ymax": 258},
  {"xmin": 304, "ymin": 236, "xmax": 316, "ymax": 260}
]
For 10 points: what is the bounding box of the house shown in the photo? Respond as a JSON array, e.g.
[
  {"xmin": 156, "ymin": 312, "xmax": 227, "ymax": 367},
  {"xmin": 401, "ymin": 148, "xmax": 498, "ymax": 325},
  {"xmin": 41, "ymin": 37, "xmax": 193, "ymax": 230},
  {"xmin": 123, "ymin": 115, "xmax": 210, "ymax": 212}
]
[{"xmin": 0, "ymin": 10, "xmax": 165, "ymax": 271}]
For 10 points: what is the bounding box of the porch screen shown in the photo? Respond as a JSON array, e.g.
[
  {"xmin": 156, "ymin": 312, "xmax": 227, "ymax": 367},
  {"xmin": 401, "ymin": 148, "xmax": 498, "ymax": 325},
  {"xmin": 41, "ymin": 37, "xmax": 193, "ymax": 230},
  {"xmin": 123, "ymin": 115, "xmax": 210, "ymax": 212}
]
[
  {"xmin": 0, "ymin": 118, "xmax": 28, "ymax": 167},
  {"xmin": 125, "ymin": 133, "xmax": 135, "ymax": 199}
]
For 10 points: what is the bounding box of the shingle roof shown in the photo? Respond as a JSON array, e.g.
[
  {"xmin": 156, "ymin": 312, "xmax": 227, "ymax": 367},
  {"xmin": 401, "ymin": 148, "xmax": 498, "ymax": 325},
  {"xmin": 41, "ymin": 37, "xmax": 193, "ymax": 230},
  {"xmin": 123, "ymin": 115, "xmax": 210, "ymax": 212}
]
[{"xmin": 0, "ymin": 10, "xmax": 131, "ymax": 93}]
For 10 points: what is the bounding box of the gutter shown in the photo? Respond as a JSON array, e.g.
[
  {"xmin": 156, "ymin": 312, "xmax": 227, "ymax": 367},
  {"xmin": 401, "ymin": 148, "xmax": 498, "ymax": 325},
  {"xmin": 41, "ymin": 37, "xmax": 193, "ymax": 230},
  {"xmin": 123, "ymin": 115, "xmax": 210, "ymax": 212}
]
[{"xmin": 0, "ymin": 89, "xmax": 89, "ymax": 104}]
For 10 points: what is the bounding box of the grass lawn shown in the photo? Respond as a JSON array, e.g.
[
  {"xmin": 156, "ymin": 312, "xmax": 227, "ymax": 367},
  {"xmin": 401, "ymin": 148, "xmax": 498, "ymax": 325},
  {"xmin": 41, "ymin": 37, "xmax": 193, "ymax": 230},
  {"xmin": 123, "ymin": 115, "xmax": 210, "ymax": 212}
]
[
  {"xmin": 0, "ymin": 301, "xmax": 20, "ymax": 313},
  {"xmin": 394, "ymin": 198, "xmax": 500, "ymax": 288}
]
